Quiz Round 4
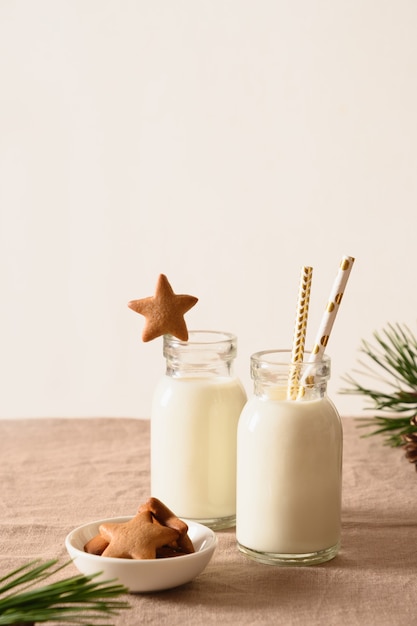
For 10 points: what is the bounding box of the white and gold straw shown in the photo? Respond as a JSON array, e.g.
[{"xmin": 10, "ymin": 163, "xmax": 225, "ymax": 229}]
[
  {"xmin": 299, "ymin": 255, "xmax": 355, "ymax": 392},
  {"xmin": 288, "ymin": 265, "xmax": 313, "ymax": 400}
]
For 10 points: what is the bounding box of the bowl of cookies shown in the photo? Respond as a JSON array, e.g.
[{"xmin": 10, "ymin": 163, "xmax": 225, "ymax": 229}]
[{"xmin": 65, "ymin": 497, "xmax": 217, "ymax": 593}]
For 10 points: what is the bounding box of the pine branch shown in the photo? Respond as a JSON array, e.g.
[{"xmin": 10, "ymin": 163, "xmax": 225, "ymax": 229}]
[
  {"xmin": 341, "ymin": 322, "xmax": 417, "ymax": 447},
  {"xmin": 0, "ymin": 559, "xmax": 130, "ymax": 625}
]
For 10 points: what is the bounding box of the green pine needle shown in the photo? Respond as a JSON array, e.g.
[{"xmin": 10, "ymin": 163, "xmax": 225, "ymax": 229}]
[
  {"xmin": 0, "ymin": 559, "xmax": 130, "ymax": 625},
  {"xmin": 341, "ymin": 322, "xmax": 417, "ymax": 447}
]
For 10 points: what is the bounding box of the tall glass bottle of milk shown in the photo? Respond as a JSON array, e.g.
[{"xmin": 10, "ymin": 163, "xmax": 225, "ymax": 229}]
[
  {"xmin": 236, "ymin": 350, "xmax": 342, "ymax": 565},
  {"xmin": 151, "ymin": 331, "xmax": 247, "ymax": 530}
]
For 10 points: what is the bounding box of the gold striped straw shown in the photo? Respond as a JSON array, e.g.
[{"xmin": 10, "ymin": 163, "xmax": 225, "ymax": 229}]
[
  {"xmin": 288, "ymin": 265, "xmax": 313, "ymax": 400},
  {"xmin": 298, "ymin": 255, "xmax": 355, "ymax": 395}
]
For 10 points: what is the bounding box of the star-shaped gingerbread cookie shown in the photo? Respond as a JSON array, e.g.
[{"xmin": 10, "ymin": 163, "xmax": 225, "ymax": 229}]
[
  {"xmin": 99, "ymin": 510, "xmax": 180, "ymax": 559},
  {"xmin": 139, "ymin": 497, "xmax": 195, "ymax": 554},
  {"xmin": 128, "ymin": 274, "xmax": 198, "ymax": 342}
]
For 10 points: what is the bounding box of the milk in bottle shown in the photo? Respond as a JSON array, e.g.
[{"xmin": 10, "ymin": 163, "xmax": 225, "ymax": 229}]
[
  {"xmin": 151, "ymin": 331, "xmax": 247, "ymax": 529},
  {"xmin": 236, "ymin": 350, "xmax": 342, "ymax": 565}
]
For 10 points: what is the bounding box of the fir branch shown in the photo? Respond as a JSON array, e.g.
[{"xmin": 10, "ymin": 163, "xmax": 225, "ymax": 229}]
[
  {"xmin": 0, "ymin": 559, "xmax": 130, "ymax": 625},
  {"xmin": 356, "ymin": 416, "xmax": 417, "ymax": 447},
  {"xmin": 341, "ymin": 322, "xmax": 417, "ymax": 447}
]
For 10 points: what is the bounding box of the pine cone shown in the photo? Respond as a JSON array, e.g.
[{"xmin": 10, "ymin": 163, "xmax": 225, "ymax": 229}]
[{"xmin": 402, "ymin": 416, "xmax": 417, "ymax": 471}]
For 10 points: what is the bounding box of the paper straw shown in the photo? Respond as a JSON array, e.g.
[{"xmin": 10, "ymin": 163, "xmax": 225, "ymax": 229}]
[
  {"xmin": 299, "ymin": 255, "xmax": 355, "ymax": 391},
  {"xmin": 288, "ymin": 266, "xmax": 313, "ymax": 400}
]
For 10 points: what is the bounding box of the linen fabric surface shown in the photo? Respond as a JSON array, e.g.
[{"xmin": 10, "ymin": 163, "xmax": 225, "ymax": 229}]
[{"xmin": 0, "ymin": 417, "xmax": 416, "ymax": 626}]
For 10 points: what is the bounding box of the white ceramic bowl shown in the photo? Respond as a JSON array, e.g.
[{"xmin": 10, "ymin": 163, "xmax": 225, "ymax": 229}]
[{"xmin": 65, "ymin": 515, "xmax": 217, "ymax": 593}]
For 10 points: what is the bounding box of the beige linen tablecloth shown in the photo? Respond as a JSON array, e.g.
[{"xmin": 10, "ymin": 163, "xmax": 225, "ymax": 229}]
[{"xmin": 0, "ymin": 417, "xmax": 416, "ymax": 625}]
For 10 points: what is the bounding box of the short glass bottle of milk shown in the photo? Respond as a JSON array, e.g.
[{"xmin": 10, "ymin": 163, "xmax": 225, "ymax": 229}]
[
  {"xmin": 151, "ymin": 331, "xmax": 247, "ymax": 530},
  {"xmin": 236, "ymin": 350, "xmax": 342, "ymax": 565}
]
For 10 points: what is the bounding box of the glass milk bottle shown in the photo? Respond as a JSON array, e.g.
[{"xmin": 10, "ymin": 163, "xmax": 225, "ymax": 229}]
[
  {"xmin": 151, "ymin": 331, "xmax": 247, "ymax": 530},
  {"xmin": 236, "ymin": 350, "xmax": 342, "ymax": 565}
]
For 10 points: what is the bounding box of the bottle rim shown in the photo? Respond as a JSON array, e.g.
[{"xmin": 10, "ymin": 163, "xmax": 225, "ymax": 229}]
[
  {"xmin": 164, "ymin": 330, "xmax": 237, "ymax": 347},
  {"xmin": 163, "ymin": 331, "xmax": 238, "ymax": 368},
  {"xmin": 251, "ymin": 349, "xmax": 330, "ymax": 366},
  {"xmin": 250, "ymin": 350, "xmax": 331, "ymax": 385}
]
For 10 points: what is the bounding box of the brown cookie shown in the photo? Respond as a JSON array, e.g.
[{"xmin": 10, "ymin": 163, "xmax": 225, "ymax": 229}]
[
  {"xmin": 156, "ymin": 545, "xmax": 191, "ymax": 558},
  {"xmin": 84, "ymin": 533, "xmax": 109, "ymax": 555},
  {"xmin": 128, "ymin": 274, "xmax": 198, "ymax": 342},
  {"xmin": 139, "ymin": 497, "xmax": 195, "ymax": 554},
  {"xmin": 99, "ymin": 509, "xmax": 180, "ymax": 560}
]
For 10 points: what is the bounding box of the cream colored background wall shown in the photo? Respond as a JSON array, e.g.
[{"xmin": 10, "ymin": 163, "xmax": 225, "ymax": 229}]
[{"xmin": 1, "ymin": 1, "xmax": 416, "ymax": 419}]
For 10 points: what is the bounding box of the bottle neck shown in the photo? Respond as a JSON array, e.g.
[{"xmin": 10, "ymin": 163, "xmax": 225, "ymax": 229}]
[
  {"xmin": 163, "ymin": 331, "xmax": 237, "ymax": 379},
  {"xmin": 251, "ymin": 350, "xmax": 331, "ymax": 400}
]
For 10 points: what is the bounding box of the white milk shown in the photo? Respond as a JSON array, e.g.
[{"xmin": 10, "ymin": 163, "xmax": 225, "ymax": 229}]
[
  {"xmin": 236, "ymin": 390, "xmax": 342, "ymax": 560},
  {"xmin": 151, "ymin": 375, "xmax": 247, "ymax": 523}
]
